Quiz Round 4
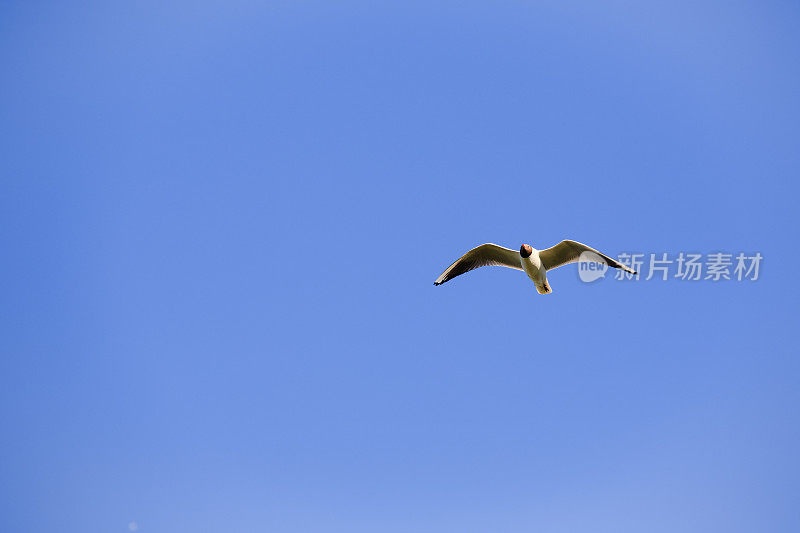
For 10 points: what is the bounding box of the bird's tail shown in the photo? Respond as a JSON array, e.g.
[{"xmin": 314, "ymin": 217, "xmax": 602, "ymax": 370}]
[{"xmin": 536, "ymin": 281, "xmax": 552, "ymax": 295}]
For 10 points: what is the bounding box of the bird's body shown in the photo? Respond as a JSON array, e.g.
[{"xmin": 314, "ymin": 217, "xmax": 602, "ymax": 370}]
[
  {"xmin": 434, "ymin": 240, "xmax": 636, "ymax": 294},
  {"xmin": 519, "ymin": 248, "xmax": 552, "ymax": 294}
]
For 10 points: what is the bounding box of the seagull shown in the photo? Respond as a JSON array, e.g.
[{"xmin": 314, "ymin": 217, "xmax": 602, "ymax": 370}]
[{"xmin": 434, "ymin": 240, "xmax": 637, "ymax": 294}]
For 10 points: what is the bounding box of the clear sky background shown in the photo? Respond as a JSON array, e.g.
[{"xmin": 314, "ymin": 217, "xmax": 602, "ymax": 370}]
[{"xmin": 1, "ymin": 1, "xmax": 799, "ymax": 532}]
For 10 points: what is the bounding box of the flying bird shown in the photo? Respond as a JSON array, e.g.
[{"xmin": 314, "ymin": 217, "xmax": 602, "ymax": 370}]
[{"xmin": 434, "ymin": 240, "xmax": 637, "ymax": 294}]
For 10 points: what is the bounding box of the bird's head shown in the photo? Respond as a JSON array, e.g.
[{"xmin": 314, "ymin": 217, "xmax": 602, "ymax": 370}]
[{"xmin": 520, "ymin": 244, "xmax": 534, "ymax": 258}]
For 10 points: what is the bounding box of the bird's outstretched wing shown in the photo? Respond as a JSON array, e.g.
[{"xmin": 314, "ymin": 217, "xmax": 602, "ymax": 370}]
[
  {"xmin": 538, "ymin": 240, "xmax": 637, "ymax": 274},
  {"xmin": 434, "ymin": 243, "xmax": 522, "ymax": 285}
]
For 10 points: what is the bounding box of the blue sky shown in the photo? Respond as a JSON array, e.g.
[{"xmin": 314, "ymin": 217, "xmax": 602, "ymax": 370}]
[{"xmin": 1, "ymin": 1, "xmax": 799, "ymax": 532}]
